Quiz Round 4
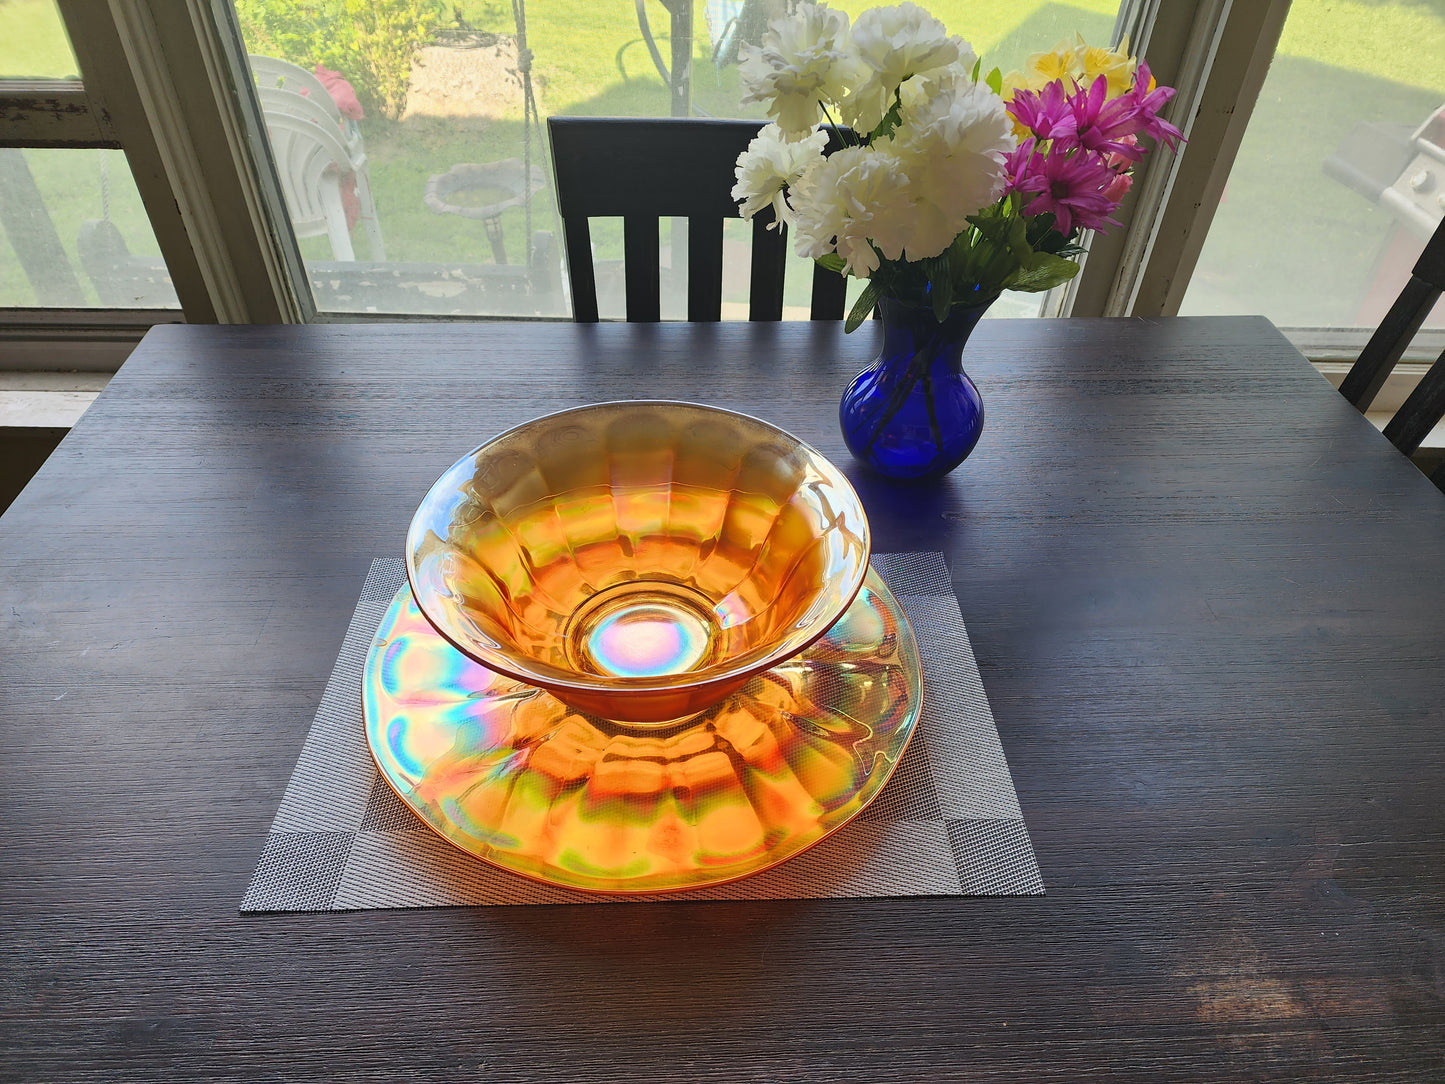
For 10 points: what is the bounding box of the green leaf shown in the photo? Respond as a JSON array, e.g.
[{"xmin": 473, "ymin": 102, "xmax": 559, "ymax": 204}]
[
  {"xmin": 968, "ymin": 198, "xmax": 1007, "ymax": 226},
  {"xmin": 971, "ymin": 57, "xmax": 982, "ymax": 82},
  {"xmin": 1025, "ymin": 211, "xmax": 1059, "ymax": 246},
  {"xmin": 844, "ymin": 280, "xmax": 880, "ymax": 333},
  {"xmin": 924, "ymin": 255, "xmax": 953, "ymax": 321},
  {"xmin": 1004, "ymin": 251, "xmax": 1083, "ymax": 292},
  {"xmin": 1006, "ymin": 214, "xmax": 1029, "ymax": 252},
  {"xmin": 870, "ymin": 89, "xmax": 905, "ymax": 142},
  {"xmin": 968, "ymin": 211, "xmax": 1010, "ymax": 245},
  {"xmin": 986, "ymin": 67, "xmax": 1003, "ymax": 96},
  {"xmin": 816, "ymin": 254, "xmax": 847, "ymax": 275}
]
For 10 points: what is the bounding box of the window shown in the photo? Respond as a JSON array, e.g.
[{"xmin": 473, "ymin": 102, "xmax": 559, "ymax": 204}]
[
  {"xmin": 7, "ymin": 0, "xmax": 1417, "ymax": 354},
  {"xmin": 0, "ymin": 1, "xmax": 180, "ymax": 312},
  {"xmin": 1178, "ymin": 0, "xmax": 1445, "ymax": 349},
  {"xmin": 0, "ymin": 0, "xmax": 78, "ymax": 79},
  {"xmin": 227, "ymin": 0, "xmax": 1123, "ymax": 320},
  {"xmin": 0, "ymin": 148, "xmax": 179, "ymax": 309}
]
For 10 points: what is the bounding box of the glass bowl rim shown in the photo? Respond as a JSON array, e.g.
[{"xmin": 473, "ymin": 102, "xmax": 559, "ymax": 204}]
[{"xmin": 404, "ymin": 399, "xmax": 873, "ymax": 698}]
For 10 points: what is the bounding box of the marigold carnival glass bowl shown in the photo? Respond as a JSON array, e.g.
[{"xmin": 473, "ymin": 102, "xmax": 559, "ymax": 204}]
[{"xmin": 405, "ymin": 401, "xmax": 872, "ymax": 723}]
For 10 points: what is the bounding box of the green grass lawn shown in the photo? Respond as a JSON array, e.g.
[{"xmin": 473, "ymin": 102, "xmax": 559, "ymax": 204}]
[
  {"xmin": 305, "ymin": 0, "xmax": 1111, "ymax": 316},
  {"xmin": 2, "ymin": 0, "xmax": 1443, "ymax": 326},
  {"xmin": 1181, "ymin": 54, "xmax": 1442, "ymax": 325},
  {"xmin": 1181, "ymin": 0, "xmax": 1445, "ymax": 325},
  {"xmin": 0, "ymin": 0, "xmax": 78, "ymax": 77}
]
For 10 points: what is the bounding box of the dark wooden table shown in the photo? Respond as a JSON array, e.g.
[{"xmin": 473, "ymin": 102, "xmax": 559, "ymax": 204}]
[{"xmin": 3, "ymin": 317, "xmax": 1444, "ymax": 1081}]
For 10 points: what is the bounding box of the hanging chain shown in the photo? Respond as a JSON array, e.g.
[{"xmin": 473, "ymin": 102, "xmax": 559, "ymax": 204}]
[
  {"xmin": 511, "ymin": 0, "xmax": 564, "ymax": 275},
  {"xmin": 513, "ymin": 0, "xmax": 534, "ymax": 268}
]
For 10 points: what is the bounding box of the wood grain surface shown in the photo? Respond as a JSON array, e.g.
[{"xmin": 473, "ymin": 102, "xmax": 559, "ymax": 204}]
[{"xmin": 2, "ymin": 317, "xmax": 1443, "ymax": 1082}]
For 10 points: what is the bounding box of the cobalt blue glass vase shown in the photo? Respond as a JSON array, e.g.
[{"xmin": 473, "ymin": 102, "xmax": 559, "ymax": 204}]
[{"xmin": 839, "ymin": 295, "xmax": 991, "ymax": 481}]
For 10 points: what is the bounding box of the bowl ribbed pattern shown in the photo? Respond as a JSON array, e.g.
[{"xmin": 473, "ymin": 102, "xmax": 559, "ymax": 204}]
[{"xmin": 406, "ymin": 402, "xmax": 871, "ymax": 722}]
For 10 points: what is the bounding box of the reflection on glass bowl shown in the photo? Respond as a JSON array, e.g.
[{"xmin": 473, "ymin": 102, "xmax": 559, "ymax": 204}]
[{"xmin": 406, "ymin": 401, "xmax": 871, "ymax": 723}]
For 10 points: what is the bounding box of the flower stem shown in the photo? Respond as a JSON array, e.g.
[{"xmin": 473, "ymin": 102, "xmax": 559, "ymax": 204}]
[
  {"xmin": 819, "ymin": 101, "xmax": 854, "ymax": 147},
  {"xmin": 921, "ymin": 368, "xmax": 945, "ymax": 454},
  {"xmin": 857, "ymin": 326, "xmax": 948, "ymax": 455}
]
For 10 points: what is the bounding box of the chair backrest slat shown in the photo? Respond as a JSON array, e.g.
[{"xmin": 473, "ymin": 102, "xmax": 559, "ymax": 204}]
[
  {"xmin": 1381, "ymin": 345, "xmax": 1445, "ymax": 455},
  {"xmin": 811, "ymin": 261, "xmax": 848, "ymax": 321},
  {"xmin": 623, "ymin": 215, "xmax": 662, "ymax": 322},
  {"xmin": 1413, "ymin": 215, "xmax": 1445, "ymax": 290},
  {"xmin": 561, "ymin": 214, "xmax": 598, "ymax": 323},
  {"xmin": 1338, "ymin": 216, "xmax": 1445, "ymax": 487},
  {"xmin": 1339, "ymin": 276, "xmax": 1439, "ymax": 408},
  {"xmin": 687, "ymin": 216, "xmax": 724, "ymax": 322},
  {"xmin": 548, "ymin": 116, "xmax": 849, "ymax": 323},
  {"xmin": 749, "ymin": 214, "xmax": 786, "ymax": 321}
]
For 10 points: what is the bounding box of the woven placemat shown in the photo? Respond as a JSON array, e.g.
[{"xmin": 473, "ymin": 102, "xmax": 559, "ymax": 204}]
[{"xmin": 242, "ymin": 553, "xmax": 1041, "ymax": 910}]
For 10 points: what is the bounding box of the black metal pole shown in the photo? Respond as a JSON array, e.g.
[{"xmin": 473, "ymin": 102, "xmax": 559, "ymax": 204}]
[{"xmin": 665, "ymin": 0, "xmax": 691, "ymax": 117}]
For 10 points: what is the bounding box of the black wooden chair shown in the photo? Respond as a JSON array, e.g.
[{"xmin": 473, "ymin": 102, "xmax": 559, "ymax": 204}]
[
  {"xmin": 546, "ymin": 116, "xmax": 848, "ymax": 322},
  {"xmin": 1338, "ymin": 215, "xmax": 1445, "ymax": 486}
]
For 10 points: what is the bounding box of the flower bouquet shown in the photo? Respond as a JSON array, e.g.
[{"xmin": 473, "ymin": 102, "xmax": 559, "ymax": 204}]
[{"xmin": 731, "ymin": 2, "xmax": 1182, "ymax": 479}]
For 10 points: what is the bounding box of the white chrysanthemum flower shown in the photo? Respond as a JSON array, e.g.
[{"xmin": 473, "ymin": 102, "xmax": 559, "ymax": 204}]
[
  {"xmin": 843, "ymin": 4, "xmax": 975, "ymax": 133},
  {"xmin": 732, "ymin": 124, "xmax": 829, "ymax": 228},
  {"xmin": 895, "ymin": 60, "xmax": 967, "ymax": 119},
  {"xmin": 739, "ymin": 2, "xmax": 862, "ymax": 138},
  {"xmin": 885, "ymin": 78, "xmax": 1014, "ymax": 259},
  {"xmin": 790, "ymin": 144, "xmax": 913, "ymax": 277}
]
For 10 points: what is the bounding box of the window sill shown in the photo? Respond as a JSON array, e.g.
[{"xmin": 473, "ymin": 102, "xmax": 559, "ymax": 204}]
[
  {"xmin": 1315, "ymin": 361, "xmax": 1444, "ymax": 451},
  {"xmin": 0, "ymin": 372, "xmax": 109, "ymax": 428}
]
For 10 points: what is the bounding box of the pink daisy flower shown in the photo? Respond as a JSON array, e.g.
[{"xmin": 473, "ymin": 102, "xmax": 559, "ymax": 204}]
[
  {"xmin": 1002, "ymin": 137, "xmax": 1044, "ymax": 195},
  {"xmin": 1007, "ymin": 81, "xmax": 1078, "ymax": 143},
  {"xmin": 1062, "ymin": 75, "xmax": 1148, "ymax": 160},
  {"xmin": 1013, "ymin": 148, "xmax": 1123, "ymax": 235},
  {"xmin": 1122, "ymin": 62, "xmax": 1184, "ymax": 151},
  {"xmin": 1105, "ymin": 135, "xmax": 1141, "ymax": 171},
  {"xmin": 1061, "ymin": 67, "xmax": 1184, "ymax": 161}
]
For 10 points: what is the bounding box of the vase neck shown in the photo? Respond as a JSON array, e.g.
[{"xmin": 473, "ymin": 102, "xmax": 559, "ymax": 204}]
[{"xmin": 876, "ymin": 296, "xmax": 993, "ymax": 372}]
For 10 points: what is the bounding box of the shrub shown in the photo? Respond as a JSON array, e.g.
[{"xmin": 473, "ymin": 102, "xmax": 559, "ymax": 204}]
[{"xmin": 235, "ymin": 0, "xmax": 441, "ymax": 120}]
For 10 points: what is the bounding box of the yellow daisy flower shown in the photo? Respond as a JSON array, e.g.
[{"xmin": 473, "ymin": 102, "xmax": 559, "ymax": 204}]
[
  {"xmin": 1000, "ymin": 69, "xmax": 1031, "ymax": 97},
  {"xmin": 1026, "ymin": 41, "xmax": 1078, "ymax": 86},
  {"xmin": 1074, "ymin": 42, "xmax": 1136, "ymax": 98}
]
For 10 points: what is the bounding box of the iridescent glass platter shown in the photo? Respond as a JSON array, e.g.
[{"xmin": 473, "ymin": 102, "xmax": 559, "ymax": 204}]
[{"xmin": 362, "ymin": 567, "xmax": 923, "ymax": 895}]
